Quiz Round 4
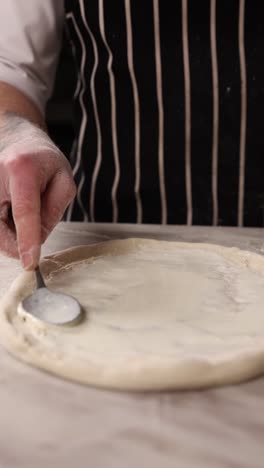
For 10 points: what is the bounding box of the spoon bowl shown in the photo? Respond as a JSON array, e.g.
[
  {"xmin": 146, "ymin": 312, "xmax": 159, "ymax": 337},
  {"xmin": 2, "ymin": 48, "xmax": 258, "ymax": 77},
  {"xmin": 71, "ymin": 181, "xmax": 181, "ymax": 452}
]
[{"xmin": 18, "ymin": 266, "xmax": 83, "ymax": 326}]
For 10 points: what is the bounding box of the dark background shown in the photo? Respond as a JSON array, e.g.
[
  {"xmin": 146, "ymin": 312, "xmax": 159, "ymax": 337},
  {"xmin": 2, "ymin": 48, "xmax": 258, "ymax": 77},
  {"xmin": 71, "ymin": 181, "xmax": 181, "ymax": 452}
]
[{"xmin": 46, "ymin": 32, "xmax": 75, "ymax": 159}]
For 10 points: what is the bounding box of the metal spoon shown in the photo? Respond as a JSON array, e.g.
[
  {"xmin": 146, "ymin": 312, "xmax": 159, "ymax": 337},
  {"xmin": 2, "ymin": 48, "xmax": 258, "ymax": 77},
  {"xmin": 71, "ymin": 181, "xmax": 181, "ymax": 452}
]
[{"xmin": 19, "ymin": 266, "xmax": 83, "ymax": 326}]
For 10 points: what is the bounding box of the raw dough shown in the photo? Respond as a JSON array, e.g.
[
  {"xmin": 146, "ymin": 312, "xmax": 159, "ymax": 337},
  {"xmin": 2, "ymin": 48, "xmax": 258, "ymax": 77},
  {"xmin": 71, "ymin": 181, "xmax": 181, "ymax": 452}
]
[{"xmin": 1, "ymin": 238, "xmax": 264, "ymax": 391}]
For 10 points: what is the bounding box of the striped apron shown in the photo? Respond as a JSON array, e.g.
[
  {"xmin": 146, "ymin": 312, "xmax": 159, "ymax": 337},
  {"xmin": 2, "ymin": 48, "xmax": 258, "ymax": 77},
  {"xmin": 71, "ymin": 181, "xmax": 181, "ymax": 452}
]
[{"xmin": 64, "ymin": 0, "xmax": 264, "ymax": 227}]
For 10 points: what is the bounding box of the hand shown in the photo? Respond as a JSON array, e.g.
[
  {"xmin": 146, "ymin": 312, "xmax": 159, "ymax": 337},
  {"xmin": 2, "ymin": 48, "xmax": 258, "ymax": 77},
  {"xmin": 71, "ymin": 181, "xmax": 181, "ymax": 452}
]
[{"xmin": 0, "ymin": 114, "xmax": 76, "ymax": 270}]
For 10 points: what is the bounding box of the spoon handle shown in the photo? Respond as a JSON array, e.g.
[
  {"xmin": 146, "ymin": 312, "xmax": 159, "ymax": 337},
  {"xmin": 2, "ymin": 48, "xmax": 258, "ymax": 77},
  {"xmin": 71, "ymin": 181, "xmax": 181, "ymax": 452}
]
[{"xmin": 35, "ymin": 266, "xmax": 46, "ymax": 289}]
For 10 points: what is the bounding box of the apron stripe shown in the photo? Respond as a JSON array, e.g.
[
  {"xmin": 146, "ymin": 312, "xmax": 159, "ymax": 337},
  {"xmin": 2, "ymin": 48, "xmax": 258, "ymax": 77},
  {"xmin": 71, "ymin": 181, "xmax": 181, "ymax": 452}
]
[
  {"xmin": 125, "ymin": 0, "xmax": 142, "ymax": 224},
  {"xmin": 131, "ymin": 1, "xmax": 161, "ymax": 223},
  {"xmin": 99, "ymin": 0, "xmax": 120, "ymax": 223},
  {"xmin": 217, "ymin": 1, "xmax": 240, "ymax": 226},
  {"xmin": 76, "ymin": 173, "xmax": 87, "ymax": 219},
  {"xmin": 182, "ymin": 0, "xmax": 193, "ymax": 225},
  {"xmin": 79, "ymin": 0, "xmax": 102, "ymax": 223},
  {"xmin": 210, "ymin": 0, "xmax": 219, "ymax": 226},
  {"xmin": 238, "ymin": 0, "xmax": 247, "ymax": 227},
  {"xmin": 153, "ymin": 0, "xmax": 167, "ymax": 225},
  {"xmin": 65, "ymin": 12, "xmax": 88, "ymax": 221}
]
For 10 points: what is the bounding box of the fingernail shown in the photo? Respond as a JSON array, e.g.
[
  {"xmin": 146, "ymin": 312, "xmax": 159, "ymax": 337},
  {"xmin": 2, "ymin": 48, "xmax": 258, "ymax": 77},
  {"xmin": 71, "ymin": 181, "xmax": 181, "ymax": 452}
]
[{"xmin": 21, "ymin": 252, "xmax": 33, "ymax": 270}]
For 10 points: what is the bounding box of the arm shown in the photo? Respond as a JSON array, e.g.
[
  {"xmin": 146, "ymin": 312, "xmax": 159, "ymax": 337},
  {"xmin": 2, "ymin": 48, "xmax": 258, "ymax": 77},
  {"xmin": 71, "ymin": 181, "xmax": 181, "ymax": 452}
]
[
  {"xmin": 0, "ymin": 0, "xmax": 76, "ymax": 270},
  {"xmin": 0, "ymin": 82, "xmax": 45, "ymax": 128},
  {"xmin": 0, "ymin": 0, "xmax": 65, "ymax": 114}
]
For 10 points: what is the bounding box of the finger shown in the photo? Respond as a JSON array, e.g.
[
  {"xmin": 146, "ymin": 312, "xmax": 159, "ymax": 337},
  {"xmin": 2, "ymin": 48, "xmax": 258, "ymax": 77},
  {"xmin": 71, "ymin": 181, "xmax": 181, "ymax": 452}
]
[
  {"xmin": 40, "ymin": 171, "xmax": 76, "ymax": 243},
  {"xmin": 9, "ymin": 165, "xmax": 41, "ymax": 270},
  {"xmin": 0, "ymin": 220, "xmax": 18, "ymax": 258}
]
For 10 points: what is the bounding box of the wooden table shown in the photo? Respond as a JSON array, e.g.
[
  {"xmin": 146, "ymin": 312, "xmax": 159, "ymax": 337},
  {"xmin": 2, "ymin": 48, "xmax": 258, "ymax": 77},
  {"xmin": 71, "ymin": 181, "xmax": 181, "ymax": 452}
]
[{"xmin": 1, "ymin": 222, "xmax": 264, "ymax": 468}]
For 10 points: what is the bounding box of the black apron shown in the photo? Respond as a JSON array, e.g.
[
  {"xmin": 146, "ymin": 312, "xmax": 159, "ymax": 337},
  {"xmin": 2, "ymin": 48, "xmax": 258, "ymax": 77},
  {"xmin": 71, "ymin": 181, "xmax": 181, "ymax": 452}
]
[{"xmin": 64, "ymin": 0, "xmax": 264, "ymax": 227}]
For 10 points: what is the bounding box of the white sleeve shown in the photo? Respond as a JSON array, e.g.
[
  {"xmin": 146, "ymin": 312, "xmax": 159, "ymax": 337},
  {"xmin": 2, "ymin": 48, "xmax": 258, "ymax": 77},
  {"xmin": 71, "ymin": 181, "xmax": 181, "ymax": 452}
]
[{"xmin": 0, "ymin": 0, "xmax": 65, "ymax": 115}]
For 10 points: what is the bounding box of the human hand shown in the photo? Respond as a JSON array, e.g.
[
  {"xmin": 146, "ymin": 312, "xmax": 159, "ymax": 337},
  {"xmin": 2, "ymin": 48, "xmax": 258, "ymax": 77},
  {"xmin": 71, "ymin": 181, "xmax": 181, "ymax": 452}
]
[{"xmin": 0, "ymin": 114, "xmax": 76, "ymax": 270}]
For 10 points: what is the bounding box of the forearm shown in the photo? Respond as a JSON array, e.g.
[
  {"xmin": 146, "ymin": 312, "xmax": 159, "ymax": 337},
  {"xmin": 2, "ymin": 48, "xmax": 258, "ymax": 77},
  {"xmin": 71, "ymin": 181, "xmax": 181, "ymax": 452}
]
[
  {"xmin": 0, "ymin": 80, "xmax": 75, "ymax": 267},
  {"xmin": 0, "ymin": 81, "xmax": 46, "ymax": 129}
]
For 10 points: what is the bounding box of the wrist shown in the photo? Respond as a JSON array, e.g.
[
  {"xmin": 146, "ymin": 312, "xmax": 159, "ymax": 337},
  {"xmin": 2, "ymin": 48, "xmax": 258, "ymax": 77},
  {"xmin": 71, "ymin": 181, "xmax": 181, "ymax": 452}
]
[{"xmin": 0, "ymin": 112, "xmax": 60, "ymax": 158}]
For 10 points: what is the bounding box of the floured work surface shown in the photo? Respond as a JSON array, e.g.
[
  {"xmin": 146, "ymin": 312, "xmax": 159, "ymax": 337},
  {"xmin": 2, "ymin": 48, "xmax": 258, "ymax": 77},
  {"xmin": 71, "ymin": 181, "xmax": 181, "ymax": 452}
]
[{"xmin": 1, "ymin": 238, "xmax": 264, "ymax": 391}]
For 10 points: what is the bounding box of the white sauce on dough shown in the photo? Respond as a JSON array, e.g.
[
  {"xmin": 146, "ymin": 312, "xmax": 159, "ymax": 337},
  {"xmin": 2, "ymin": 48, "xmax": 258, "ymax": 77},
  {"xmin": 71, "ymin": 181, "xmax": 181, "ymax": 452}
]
[{"xmin": 1, "ymin": 239, "xmax": 264, "ymax": 391}]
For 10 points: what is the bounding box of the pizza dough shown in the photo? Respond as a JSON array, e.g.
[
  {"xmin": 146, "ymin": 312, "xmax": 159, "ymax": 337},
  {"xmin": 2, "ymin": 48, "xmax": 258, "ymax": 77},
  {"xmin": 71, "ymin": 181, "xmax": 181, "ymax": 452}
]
[{"xmin": 1, "ymin": 238, "xmax": 264, "ymax": 391}]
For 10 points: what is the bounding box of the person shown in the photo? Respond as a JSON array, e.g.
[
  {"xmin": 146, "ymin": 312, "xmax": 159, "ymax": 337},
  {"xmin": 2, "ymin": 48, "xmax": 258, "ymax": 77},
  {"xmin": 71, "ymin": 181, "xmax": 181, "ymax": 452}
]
[{"xmin": 0, "ymin": 0, "xmax": 262, "ymax": 271}]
